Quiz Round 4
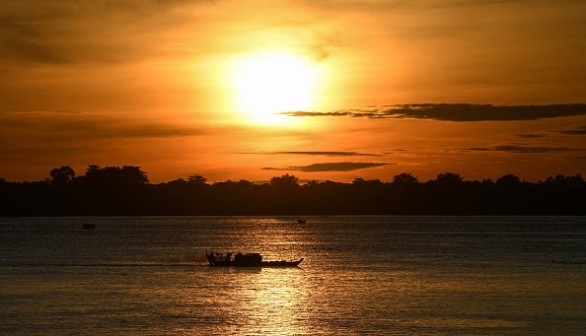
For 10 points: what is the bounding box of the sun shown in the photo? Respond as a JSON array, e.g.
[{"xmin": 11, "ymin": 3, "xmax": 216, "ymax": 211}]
[{"xmin": 230, "ymin": 51, "xmax": 319, "ymax": 125}]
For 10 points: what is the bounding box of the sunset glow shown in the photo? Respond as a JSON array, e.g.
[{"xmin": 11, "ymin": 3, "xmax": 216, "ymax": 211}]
[
  {"xmin": 0, "ymin": 0, "xmax": 585, "ymax": 183},
  {"xmin": 3, "ymin": 3, "xmax": 586, "ymax": 335},
  {"xmin": 229, "ymin": 51, "xmax": 320, "ymax": 125}
]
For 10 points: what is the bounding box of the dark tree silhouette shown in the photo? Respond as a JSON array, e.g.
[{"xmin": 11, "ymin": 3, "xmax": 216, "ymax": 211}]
[
  {"xmin": 392, "ymin": 173, "xmax": 419, "ymax": 185},
  {"xmin": 121, "ymin": 166, "xmax": 149, "ymax": 185},
  {"xmin": 188, "ymin": 174, "xmax": 208, "ymax": 185},
  {"xmin": 353, "ymin": 178, "xmax": 383, "ymax": 185},
  {"xmin": 270, "ymin": 174, "xmax": 299, "ymax": 188},
  {"xmin": 435, "ymin": 172, "xmax": 463, "ymax": 184},
  {"xmin": 496, "ymin": 173, "xmax": 521, "ymax": 187},
  {"xmin": 0, "ymin": 166, "xmax": 584, "ymax": 216},
  {"xmin": 49, "ymin": 166, "xmax": 76, "ymax": 185}
]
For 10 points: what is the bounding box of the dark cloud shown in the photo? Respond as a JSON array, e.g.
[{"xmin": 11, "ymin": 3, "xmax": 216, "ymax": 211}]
[
  {"xmin": 279, "ymin": 104, "xmax": 586, "ymax": 122},
  {"xmin": 283, "ymin": 111, "xmax": 353, "ymax": 117},
  {"xmin": 263, "ymin": 162, "xmax": 387, "ymax": 172},
  {"xmin": 555, "ymin": 125, "xmax": 586, "ymax": 135},
  {"xmin": 467, "ymin": 145, "xmax": 581, "ymax": 153},
  {"xmin": 466, "ymin": 147, "xmax": 491, "ymax": 152},
  {"xmin": 516, "ymin": 133, "xmax": 548, "ymax": 139},
  {"xmin": 246, "ymin": 151, "xmax": 382, "ymax": 157},
  {"xmin": 516, "ymin": 125, "xmax": 586, "ymax": 138}
]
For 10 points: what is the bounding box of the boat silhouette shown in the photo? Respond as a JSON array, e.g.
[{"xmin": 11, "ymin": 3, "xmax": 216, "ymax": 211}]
[{"xmin": 206, "ymin": 251, "xmax": 303, "ymax": 267}]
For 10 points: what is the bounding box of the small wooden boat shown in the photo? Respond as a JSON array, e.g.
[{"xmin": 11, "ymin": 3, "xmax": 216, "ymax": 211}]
[{"xmin": 206, "ymin": 251, "xmax": 303, "ymax": 267}]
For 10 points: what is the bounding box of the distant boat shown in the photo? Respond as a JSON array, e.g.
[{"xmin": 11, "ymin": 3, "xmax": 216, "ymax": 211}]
[
  {"xmin": 206, "ymin": 251, "xmax": 303, "ymax": 267},
  {"xmin": 82, "ymin": 224, "xmax": 96, "ymax": 230},
  {"xmin": 297, "ymin": 218, "xmax": 306, "ymax": 224}
]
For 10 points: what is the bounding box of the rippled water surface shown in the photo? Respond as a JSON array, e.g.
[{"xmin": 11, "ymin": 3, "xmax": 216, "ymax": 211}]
[{"xmin": 1, "ymin": 216, "xmax": 585, "ymax": 335}]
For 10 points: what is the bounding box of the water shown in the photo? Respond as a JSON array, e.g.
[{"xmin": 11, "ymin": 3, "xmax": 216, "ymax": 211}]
[{"xmin": 1, "ymin": 216, "xmax": 585, "ymax": 335}]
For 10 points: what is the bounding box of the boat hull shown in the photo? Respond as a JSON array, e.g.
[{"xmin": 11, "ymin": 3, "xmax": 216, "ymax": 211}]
[{"xmin": 207, "ymin": 254, "xmax": 303, "ymax": 267}]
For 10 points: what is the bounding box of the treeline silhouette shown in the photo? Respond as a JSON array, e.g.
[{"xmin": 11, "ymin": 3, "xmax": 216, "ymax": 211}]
[{"xmin": 0, "ymin": 165, "xmax": 584, "ymax": 216}]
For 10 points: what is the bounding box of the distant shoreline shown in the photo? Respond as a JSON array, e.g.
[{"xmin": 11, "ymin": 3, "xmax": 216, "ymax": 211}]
[{"xmin": 1, "ymin": 165, "xmax": 584, "ymax": 216}]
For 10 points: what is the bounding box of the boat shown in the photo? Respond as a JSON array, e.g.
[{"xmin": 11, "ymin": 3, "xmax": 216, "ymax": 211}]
[
  {"xmin": 297, "ymin": 218, "xmax": 306, "ymax": 224},
  {"xmin": 206, "ymin": 251, "xmax": 303, "ymax": 267}
]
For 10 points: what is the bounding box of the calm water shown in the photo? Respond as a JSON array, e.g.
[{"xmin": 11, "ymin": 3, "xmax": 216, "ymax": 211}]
[{"xmin": 1, "ymin": 216, "xmax": 585, "ymax": 335}]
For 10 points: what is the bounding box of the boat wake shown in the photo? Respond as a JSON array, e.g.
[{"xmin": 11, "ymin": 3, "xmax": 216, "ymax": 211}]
[{"xmin": 1, "ymin": 263, "xmax": 209, "ymax": 268}]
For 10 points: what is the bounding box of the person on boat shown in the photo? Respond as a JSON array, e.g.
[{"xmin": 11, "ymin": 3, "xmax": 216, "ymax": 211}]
[
  {"xmin": 208, "ymin": 250, "xmax": 216, "ymax": 261},
  {"xmin": 226, "ymin": 252, "xmax": 232, "ymax": 264}
]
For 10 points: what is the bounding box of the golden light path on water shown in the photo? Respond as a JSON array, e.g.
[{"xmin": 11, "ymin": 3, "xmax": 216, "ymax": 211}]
[
  {"xmin": 1, "ymin": 217, "xmax": 585, "ymax": 335},
  {"xmin": 182, "ymin": 218, "xmax": 541, "ymax": 335}
]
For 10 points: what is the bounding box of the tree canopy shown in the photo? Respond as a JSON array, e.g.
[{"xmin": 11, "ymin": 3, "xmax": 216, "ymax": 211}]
[{"xmin": 0, "ymin": 166, "xmax": 584, "ymax": 216}]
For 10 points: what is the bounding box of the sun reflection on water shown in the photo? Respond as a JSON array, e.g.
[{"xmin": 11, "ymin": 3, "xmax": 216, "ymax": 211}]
[
  {"xmin": 201, "ymin": 268, "xmax": 308, "ymax": 335},
  {"xmin": 3, "ymin": 217, "xmax": 585, "ymax": 335}
]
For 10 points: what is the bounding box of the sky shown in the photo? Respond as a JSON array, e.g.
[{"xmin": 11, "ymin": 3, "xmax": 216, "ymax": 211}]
[{"xmin": 1, "ymin": 0, "xmax": 585, "ymax": 183}]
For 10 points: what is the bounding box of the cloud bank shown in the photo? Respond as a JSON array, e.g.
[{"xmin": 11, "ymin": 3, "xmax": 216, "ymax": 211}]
[
  {"xmin": 556, "ymin": 125, "xmax": 586, "ymax": 135},
  {"xmin": 263, "ymin": 162, "xmax": 387, "ymax": 172},
  {"xmin": 280, "ymin": 104, "xmax": 586, "ymax": 122},
  {"xmin": 467, "ymin": 145, "xmax": 581, "ymax": 154}
]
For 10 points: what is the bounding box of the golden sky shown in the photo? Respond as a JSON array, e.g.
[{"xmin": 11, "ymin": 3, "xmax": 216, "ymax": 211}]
[{"xmin": 1, "ymin": 0, "xmax": 585, "ymax": 183}]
